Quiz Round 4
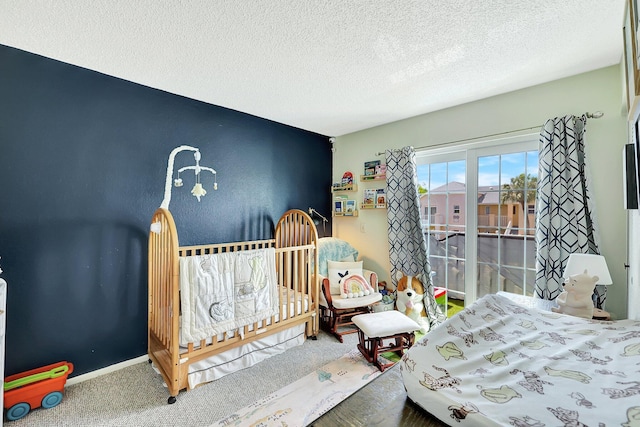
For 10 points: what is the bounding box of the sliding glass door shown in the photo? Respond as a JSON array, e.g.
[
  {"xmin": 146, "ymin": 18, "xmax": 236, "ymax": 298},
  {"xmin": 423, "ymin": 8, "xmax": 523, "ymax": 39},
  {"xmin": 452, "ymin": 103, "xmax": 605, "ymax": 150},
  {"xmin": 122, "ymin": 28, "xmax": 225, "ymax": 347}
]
[{"xmin": 417, "ymin": 137, "xmax": 538, "ymax": 314}]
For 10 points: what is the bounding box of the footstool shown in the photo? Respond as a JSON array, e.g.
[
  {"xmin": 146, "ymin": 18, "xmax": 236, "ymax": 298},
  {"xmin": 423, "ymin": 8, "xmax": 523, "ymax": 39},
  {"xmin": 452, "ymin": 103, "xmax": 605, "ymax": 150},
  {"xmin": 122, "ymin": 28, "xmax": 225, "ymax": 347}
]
[{"xmin": 352, "ymin": 310, "xmax": 421, "ymax": 372}]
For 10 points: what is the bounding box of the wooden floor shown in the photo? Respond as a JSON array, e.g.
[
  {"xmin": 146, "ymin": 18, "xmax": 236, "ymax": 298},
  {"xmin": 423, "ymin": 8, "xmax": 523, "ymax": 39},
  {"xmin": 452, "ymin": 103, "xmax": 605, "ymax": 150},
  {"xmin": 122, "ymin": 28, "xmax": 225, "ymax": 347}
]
[{"xmin": 311, "ymin": 363, "xmax": 448, "ymax": 427}]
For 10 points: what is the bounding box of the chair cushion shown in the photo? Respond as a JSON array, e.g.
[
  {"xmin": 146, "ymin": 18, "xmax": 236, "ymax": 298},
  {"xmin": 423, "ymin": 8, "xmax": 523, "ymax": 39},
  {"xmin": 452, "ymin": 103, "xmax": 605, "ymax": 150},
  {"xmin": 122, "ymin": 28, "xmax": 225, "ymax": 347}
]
[
  {"xmin": 331, "ymin": 292, "xmax": 382, "ymax": 310},
  {"xmin": 352, "ymin": 311, "xmax": 420, "ymax": 337},
  {"xmin": 327, "ymin": 260, "xmax": 363, "ymax": 295}
]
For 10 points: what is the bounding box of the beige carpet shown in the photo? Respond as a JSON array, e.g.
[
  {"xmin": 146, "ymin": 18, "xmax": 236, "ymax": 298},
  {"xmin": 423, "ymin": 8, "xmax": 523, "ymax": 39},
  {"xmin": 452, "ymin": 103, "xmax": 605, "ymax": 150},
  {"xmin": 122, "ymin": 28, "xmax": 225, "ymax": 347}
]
[{"xmin": 8, "ymin": 331, "xmax": 362, "ymax": 426}]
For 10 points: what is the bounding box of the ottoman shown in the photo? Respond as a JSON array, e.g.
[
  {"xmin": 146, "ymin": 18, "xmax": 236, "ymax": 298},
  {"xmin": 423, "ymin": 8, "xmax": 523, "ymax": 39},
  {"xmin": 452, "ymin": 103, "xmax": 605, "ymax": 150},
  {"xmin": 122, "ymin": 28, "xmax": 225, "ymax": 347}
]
[{"xmin": 352, "ymin": 310, "xmax": 421, "ymax": 372}]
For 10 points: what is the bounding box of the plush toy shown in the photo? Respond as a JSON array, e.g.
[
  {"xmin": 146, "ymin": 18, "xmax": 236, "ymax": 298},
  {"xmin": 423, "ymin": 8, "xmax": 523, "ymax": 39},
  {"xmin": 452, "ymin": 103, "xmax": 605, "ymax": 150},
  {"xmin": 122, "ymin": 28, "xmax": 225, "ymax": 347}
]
[
  {"xmin": 377, "ymin": 281, "xmax": 396, "ymax": 305},
  {"xmin": 551, "ymin": 269, "xmax": 598, "ymax": 319},
  {"xmin": 395, "ymin": 272, "xmax": 429, "ymax": 333}
]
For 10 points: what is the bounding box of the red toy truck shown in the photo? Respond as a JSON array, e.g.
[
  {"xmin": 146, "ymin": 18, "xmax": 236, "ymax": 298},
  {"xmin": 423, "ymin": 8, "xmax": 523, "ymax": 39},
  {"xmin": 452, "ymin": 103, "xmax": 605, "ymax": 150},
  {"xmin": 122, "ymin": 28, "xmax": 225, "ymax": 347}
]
[{"xmin": 4, "ymin": 361, "xmax": 73, "ymax": 421}]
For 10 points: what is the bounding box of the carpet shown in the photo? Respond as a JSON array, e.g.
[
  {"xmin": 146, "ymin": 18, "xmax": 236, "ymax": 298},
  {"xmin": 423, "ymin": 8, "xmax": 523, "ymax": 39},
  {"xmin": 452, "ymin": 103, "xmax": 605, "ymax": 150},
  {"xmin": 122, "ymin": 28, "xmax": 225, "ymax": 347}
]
[{"xmin": 212, "ymin": 349, "xmax": 382, "ymax": 427}]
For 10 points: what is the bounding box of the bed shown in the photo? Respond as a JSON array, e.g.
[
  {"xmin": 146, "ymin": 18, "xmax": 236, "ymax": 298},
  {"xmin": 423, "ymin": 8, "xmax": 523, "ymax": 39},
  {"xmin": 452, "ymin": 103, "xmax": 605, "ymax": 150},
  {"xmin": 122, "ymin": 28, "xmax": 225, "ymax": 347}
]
[
  {"xmin": 148, "ymin": 208, "xmax": 319, "ymax": 403},
  {"xmin": 401, "ymin": 292, "xmax": 640, "ymax": 426}
]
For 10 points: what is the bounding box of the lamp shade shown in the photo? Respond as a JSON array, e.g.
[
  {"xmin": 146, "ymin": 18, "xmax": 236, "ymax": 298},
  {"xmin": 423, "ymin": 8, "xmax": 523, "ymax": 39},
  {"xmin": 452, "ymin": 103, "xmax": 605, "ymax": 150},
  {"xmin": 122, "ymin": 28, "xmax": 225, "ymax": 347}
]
[{"xmin": 563, "ymin": 254, "xmax": 612, "ymax": 285}]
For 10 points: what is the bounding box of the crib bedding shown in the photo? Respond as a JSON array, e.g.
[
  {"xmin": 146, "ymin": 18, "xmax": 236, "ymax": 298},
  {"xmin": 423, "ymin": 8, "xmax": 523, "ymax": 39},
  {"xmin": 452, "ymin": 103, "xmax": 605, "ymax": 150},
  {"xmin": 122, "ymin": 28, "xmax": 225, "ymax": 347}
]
[
  {"xmin": 186, "ymin": 324, "xmax": 305, "ymax": 389},
  {"xmin": 181, "ymin": 290, "xmax": 309, "ymax": 389},
  {"xmin": 179, "ymin": 289, "xmax": 309, "ymax": 348},
  {"xmin": 179, "ymin": 248, "xmax": 279, "ymax": 343},
  {"xmin": 401, "ymin": 293, "xmax": 640, "ymax": 426}
]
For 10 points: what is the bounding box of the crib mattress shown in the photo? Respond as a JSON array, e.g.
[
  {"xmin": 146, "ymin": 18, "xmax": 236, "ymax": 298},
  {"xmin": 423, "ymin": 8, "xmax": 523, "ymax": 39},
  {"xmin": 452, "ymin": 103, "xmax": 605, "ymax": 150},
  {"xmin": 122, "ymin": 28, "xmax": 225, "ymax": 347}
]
[{"xmin": 401, "ymin": 293, "xmax": 640, "ymax": 426}]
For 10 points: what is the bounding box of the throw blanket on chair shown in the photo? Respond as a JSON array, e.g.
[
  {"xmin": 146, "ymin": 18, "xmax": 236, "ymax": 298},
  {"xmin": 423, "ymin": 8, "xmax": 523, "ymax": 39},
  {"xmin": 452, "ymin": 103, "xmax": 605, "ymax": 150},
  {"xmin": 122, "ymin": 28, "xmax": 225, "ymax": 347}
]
[{"xmin": 179, "ymin": 248, "xmax": 279, "ymax": 343}]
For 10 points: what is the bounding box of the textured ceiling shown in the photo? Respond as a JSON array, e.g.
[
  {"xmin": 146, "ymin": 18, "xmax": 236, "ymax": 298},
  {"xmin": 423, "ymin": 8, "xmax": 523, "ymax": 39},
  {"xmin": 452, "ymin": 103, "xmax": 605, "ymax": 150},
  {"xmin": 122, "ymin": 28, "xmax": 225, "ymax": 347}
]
[{"xmin": 0, "ymin": 1, "xmax": 627, "ymax": 136}]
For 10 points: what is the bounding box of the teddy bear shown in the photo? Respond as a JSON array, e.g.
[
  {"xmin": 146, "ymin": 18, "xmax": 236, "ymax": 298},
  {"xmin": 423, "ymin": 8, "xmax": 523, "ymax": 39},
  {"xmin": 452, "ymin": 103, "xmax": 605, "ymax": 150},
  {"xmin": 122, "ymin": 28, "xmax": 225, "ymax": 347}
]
[
  {"xmin": 395, "ymin": 272, "xmax": 429, "ymax": 333},
  {"xmin": 551, "ymin": 269, "xmax": 598, "ymax": 319}
]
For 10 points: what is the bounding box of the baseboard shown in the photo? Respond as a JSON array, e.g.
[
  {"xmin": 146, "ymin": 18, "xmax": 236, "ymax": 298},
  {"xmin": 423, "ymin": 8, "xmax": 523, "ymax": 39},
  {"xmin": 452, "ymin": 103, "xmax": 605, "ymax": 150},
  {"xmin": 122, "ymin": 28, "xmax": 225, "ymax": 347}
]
[{"xmin": 66, "ymin": 354, "xmax": 148, "ymax": 386}]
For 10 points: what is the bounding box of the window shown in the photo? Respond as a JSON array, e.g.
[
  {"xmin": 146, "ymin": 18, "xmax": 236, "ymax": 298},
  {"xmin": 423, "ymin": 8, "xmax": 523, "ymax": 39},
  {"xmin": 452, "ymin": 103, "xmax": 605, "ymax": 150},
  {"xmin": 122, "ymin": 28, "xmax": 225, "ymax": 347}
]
[{"xmin": 417, "ymin": 136, "xmax": 538, "ymax": 309}]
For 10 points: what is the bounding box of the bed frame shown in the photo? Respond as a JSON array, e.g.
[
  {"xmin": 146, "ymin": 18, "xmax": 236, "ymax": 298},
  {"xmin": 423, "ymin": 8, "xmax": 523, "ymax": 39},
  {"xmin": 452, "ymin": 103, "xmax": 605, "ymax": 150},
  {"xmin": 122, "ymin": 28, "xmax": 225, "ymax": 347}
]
[{"xmin": 148, "ymin": 208, "xmax": 319, "ymax": 403}]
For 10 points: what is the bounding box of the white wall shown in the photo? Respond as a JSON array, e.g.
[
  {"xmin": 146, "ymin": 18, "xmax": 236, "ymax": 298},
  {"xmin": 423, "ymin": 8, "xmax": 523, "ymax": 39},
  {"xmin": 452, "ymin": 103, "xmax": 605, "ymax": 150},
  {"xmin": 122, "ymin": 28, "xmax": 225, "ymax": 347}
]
[{"xmin": 333, "ymin": 65, "xmax": 631, "ymax": 320}]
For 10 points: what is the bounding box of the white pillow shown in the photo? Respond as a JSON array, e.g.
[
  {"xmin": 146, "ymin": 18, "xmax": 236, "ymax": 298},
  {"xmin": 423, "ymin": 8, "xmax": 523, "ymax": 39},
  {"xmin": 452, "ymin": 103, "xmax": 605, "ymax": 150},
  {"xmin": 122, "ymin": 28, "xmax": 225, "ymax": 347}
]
[
  {"xmin": 327, "ymin": 260, "xmax": 363, "ymax": 295},
  {"xmin": 340, "ymin": 274, "xmax": 374, "ymax": 298}
]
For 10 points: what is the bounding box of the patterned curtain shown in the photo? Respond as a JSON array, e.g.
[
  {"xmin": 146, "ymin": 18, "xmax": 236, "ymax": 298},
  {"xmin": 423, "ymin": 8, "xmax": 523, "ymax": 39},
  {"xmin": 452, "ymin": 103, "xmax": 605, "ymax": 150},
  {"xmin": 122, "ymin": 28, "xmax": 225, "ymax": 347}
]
[
  {"xmin": 385, "ymin": 146, "xmax": 445, "ymax": 328},
  {"xmin": 535, "ymin": 115, "xmax": 606, "ymax": 307}
]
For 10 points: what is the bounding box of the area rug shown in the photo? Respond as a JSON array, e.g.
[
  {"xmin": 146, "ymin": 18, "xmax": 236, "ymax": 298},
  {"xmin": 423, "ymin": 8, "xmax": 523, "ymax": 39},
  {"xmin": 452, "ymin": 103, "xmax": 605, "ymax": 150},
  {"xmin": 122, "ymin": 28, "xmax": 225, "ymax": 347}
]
[{"xmin": 211, "ymin": 349, "xmax": 381, "ymax": 427}]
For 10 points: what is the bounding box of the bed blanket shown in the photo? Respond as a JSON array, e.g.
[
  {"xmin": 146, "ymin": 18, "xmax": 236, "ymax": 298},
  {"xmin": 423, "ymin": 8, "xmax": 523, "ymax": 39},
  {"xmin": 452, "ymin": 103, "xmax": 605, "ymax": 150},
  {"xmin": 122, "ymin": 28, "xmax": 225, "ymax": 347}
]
[
  {"xmin": 401, "ymin": 293, "xmax": 640, "ymax": 426},
  {"xmin": 179, "ymin": 248, "xmax": 279, "ymax": 343}
]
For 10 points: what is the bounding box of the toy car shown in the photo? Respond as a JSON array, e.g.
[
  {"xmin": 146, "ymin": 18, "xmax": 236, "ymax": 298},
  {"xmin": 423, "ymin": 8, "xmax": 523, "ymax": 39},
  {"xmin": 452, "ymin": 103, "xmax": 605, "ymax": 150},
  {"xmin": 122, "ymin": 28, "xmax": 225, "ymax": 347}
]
[{"xmin": 4, "ymin": 361, "xmax": 73, "ymax": 421}]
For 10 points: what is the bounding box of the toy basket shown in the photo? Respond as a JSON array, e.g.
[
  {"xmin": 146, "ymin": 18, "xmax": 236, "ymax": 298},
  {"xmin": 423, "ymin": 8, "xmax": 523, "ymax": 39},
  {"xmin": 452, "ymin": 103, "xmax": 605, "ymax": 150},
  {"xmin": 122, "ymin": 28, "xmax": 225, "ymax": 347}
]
[{"xmin": 4, "ymin": 361, "xmax": 73, "ymax": 421}]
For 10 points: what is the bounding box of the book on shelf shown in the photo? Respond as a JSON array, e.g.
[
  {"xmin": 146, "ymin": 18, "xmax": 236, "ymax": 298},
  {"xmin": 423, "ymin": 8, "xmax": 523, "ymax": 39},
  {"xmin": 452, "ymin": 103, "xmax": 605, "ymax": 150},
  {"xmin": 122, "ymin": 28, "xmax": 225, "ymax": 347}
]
[
  {"xmin": 364, "ymin": 160, "xmax": 380, "ymax": 176},
  {"xmin": 345, "ymin": 199, "xmax": 356, "ymax": 213},
  {"xmin": 363, "ymin": 189, "xmax": 376, "ymax": 205},
  {"xmin": 375, "ymin": 188, "xmax": 386, "ymax": 206},
  {"xmin": 341, "ymin": 171, "xmax": 353, "ymax": 185}
]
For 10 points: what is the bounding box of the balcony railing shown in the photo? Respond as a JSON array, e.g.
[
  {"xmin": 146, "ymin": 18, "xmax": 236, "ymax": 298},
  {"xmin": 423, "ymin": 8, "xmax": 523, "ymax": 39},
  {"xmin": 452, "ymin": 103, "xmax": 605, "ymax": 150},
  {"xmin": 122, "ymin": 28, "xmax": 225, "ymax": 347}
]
[{"xmin": 477, "ymin": 214, "xmax": 510, "ymax": 227}]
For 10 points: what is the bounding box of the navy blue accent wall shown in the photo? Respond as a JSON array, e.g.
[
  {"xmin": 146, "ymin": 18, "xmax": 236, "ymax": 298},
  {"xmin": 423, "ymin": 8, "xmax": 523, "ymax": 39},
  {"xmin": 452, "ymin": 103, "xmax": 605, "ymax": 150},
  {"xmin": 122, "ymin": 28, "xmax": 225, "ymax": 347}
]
[{"xmin": 0, "ymin": 45, "xmax": 332, "ymax": 377}]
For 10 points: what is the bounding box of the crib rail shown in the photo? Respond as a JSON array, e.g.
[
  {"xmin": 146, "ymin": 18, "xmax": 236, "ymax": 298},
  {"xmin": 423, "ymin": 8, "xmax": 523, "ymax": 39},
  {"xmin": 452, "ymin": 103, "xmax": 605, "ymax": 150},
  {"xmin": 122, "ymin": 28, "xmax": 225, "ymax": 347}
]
[{"xmin": 148, "ymin": 208, "xmax": 180, "ymax": 397}]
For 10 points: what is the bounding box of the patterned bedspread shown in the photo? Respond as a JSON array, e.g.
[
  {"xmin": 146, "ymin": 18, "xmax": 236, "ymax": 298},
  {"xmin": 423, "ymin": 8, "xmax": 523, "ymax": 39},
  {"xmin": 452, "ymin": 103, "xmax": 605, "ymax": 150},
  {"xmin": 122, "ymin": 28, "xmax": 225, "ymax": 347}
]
[
  {"xmin": 401, "ymin": 293, "xmax": 640, "ymax": 426},
  {"xmin": 179, "ymin": 248, "xmax": 279, "ymax": 343}
]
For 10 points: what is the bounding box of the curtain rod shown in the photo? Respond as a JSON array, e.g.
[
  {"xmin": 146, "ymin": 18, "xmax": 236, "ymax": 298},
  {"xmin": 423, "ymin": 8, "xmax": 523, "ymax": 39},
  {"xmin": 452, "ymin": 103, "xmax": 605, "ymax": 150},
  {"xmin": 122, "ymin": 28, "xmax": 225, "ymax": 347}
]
[{"xmin": 374, "ymin": 111, "xmax": 604, "ymax": 156}]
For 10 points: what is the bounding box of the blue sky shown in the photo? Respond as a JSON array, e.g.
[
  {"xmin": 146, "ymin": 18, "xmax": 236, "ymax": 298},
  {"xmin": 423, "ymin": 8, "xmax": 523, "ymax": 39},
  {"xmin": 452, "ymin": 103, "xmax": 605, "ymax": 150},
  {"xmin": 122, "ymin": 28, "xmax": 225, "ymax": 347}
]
[{"xmin": 417, "ymin": 151, "xmax": 539, "ymax": 190}]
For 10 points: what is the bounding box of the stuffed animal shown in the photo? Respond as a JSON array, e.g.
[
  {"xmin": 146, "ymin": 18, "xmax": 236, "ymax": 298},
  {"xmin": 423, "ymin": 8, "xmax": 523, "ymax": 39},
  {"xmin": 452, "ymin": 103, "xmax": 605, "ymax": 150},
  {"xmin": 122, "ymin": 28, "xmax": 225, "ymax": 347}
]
[
  {"xmin": 551, "ymin": 269, "xmax": 598, "ymax": 319},
  {"xmin": 396, "ymin": 272, "xmax": 429, "ymax": 333}
]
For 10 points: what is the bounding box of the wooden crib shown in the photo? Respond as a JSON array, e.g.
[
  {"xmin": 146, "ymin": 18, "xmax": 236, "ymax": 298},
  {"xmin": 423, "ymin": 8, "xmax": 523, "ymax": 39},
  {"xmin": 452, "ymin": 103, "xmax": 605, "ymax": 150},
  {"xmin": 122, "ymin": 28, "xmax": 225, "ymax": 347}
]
[{"xmin": 148, "ymin": 208, "xmax": 319, "ymax": 403}]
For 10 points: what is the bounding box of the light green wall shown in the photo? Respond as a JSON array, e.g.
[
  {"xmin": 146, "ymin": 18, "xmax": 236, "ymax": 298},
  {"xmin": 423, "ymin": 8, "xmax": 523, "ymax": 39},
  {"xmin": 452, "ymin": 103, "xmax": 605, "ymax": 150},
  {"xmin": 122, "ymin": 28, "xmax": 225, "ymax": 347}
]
[{"xmin": 334, "ymin": 65, "xmax": 630, "ymax": 319}]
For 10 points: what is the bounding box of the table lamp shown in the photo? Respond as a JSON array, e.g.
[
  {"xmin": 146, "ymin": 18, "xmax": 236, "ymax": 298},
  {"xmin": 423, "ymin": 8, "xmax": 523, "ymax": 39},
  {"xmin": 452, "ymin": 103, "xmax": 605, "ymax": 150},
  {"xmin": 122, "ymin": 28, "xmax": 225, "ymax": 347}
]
[{"xmin": 564, "ymin": 254, "xmax": 612, "ymax": 285}]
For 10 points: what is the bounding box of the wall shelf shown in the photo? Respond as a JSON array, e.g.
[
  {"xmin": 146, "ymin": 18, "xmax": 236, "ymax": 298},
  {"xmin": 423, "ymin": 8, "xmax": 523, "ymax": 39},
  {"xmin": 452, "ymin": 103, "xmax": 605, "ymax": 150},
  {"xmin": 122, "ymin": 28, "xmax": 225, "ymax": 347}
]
[
  {"xmin": 331, "ymin": 183, "xmax": 357, "ymax": 192},
  {"xmin": 333, "ymin": 210, "xmax": 359, "ymax": 217},
  {"xmin": 360, "ymin": 174, "xmax": 386, "ymax": 182},
  {"xmin": 360, "ymin": 203, "xmax": 387, "ymax": 210}
]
